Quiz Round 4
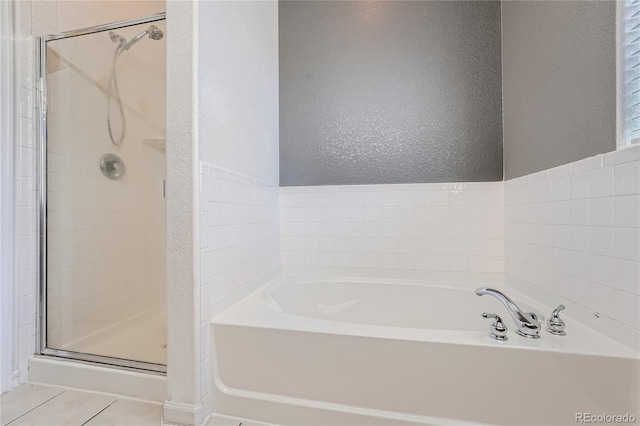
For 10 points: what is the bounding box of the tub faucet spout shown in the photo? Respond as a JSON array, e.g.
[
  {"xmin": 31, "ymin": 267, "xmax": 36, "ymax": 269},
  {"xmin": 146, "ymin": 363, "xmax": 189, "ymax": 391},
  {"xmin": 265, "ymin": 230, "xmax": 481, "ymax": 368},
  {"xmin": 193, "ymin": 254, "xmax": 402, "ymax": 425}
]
[{"xmin": 475, "ymin": 288, "xmax": 541, "ymax": 339}]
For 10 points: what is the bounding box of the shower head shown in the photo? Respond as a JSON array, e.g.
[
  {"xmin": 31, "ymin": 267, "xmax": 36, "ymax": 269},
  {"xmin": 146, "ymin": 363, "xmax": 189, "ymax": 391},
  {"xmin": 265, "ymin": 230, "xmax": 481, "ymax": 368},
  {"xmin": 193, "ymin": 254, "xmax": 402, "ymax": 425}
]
[
  {"xmin": 148, "ymin": 25, "xmax": 164, "ymax": 41},
  {"xmin": 113, "ymin": 25, "xmax": 164, "ymax": 51}
]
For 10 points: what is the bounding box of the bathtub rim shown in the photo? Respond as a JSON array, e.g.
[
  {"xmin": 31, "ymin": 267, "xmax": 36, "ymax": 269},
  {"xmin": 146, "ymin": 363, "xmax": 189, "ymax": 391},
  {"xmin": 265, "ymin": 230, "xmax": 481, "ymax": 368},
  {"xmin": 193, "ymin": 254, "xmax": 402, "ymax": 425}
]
[{"xmin": 213, "ymin": 274, "xmax": 639, "ymax": 360}]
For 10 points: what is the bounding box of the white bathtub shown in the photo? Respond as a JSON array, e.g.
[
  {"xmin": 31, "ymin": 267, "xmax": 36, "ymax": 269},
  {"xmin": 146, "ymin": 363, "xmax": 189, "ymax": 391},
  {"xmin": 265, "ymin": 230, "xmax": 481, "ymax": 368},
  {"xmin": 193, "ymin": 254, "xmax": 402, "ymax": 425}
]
[{"xmin": 211, "ymin": 276, "xmax": 640, "ymax": 425}]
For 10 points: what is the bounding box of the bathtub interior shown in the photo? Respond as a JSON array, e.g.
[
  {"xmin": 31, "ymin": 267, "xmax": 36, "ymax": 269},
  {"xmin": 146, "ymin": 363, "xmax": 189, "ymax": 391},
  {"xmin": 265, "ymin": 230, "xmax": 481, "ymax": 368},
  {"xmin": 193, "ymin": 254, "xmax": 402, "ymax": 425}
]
[{"xmin": 264, "ymin": 279, "xmax": 542, "ymax": 331}]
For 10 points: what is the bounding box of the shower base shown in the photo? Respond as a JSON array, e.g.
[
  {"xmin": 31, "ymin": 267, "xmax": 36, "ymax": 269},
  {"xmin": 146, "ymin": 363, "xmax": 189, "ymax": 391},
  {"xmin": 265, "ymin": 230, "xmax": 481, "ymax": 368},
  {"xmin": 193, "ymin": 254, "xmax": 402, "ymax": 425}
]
[
  {"xmin": 58, "ymin": 306, "xmax": 167, "ymax": 366},
  {"xmin": 29, "ymin": 306, "xmax": 167, "ymax": 401}
]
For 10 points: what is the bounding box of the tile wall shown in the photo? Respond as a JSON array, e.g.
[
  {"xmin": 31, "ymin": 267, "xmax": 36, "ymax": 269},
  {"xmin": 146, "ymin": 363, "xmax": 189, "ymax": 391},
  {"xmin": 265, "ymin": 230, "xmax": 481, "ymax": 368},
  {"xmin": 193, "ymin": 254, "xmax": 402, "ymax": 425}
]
[
  {"xmin": 280, "ymin": 182, "xmax": 505, "ymax": 273},
  {"xmin": 199, "ymin": 162, "xmax": 280, "ymax": 412},
  {"xmin": 505, "ymin": 146, "xmax": 640, "ymax": 330}
]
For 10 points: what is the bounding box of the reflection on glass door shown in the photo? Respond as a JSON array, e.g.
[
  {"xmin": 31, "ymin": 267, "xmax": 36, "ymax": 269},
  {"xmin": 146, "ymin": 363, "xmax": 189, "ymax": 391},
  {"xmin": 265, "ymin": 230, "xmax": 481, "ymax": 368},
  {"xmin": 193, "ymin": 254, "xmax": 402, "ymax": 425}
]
[{"xmin": 41, "ymin": 17, "xmax": 167, "ymax": 369}]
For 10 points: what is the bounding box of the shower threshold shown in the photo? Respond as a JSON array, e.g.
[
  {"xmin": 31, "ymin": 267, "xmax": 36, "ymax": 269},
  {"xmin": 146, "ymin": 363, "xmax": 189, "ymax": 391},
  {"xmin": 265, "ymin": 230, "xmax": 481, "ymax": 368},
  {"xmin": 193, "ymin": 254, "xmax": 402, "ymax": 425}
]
[{"xmin": 28, "ymin": 355, "xmax": 166, "ymax": 401}]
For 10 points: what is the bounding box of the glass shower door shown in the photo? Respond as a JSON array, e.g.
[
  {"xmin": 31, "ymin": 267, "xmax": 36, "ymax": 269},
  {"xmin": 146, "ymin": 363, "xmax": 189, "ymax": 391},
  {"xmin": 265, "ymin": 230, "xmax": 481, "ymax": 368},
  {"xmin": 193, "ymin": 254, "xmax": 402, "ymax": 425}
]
[{"xmin": 39, "ymin": 16, "xmax": 167, "ymax": 370}]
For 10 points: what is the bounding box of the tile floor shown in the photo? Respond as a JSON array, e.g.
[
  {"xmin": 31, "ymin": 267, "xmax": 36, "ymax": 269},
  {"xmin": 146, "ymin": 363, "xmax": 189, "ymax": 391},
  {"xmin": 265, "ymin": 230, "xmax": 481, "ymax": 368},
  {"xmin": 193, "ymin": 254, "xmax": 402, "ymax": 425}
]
[{"xmin": 1, "ymin": 384, "xmax": 258, "ymax": 426}]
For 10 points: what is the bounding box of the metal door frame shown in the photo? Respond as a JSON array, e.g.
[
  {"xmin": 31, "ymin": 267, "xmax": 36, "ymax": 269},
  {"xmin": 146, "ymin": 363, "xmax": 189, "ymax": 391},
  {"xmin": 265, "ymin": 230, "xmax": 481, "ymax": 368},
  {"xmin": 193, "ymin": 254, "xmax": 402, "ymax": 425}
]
[{"xmin": 36, "ymin": 12, "xmax": 167, "ymax": 374}]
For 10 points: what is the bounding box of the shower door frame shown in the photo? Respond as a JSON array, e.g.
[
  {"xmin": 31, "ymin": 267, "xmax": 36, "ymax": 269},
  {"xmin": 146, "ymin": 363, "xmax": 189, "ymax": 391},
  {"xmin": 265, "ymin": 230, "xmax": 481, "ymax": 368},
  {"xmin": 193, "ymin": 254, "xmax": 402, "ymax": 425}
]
[{"xmin": 36, "ymin": 12, "xmax": 167, "ymax": 374}]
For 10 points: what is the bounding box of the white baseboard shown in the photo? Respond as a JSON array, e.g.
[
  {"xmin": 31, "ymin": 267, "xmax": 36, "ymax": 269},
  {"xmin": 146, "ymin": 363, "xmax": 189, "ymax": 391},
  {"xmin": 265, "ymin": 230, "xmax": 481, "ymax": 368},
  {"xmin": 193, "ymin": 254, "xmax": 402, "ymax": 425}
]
[{"xmin": 163, "ymin": 400, "xmax": 205, "ymax": 426}]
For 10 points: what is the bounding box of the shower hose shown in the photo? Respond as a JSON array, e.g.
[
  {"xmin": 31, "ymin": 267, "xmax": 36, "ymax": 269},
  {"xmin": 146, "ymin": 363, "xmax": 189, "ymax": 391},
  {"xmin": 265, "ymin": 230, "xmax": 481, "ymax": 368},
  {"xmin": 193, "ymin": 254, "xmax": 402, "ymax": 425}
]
[{"xmin": 107, "ymin": 44, "xmax": 126, "ymax": 146}]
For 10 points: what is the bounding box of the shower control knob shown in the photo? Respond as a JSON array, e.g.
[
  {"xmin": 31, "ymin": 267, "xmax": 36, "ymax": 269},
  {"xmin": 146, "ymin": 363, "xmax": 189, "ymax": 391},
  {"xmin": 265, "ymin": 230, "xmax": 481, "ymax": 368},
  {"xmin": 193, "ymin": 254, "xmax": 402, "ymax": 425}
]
[
  {"xmin": 482, "ymin": 312, "xmax": 508, "ymax": 341},
  {"xmin": 547, "ymin": 305, "xmax": 566, "ymax": 336},
  {"xmin": 100, "ymin": 153, "xmax": 125, "ymax": 180}
]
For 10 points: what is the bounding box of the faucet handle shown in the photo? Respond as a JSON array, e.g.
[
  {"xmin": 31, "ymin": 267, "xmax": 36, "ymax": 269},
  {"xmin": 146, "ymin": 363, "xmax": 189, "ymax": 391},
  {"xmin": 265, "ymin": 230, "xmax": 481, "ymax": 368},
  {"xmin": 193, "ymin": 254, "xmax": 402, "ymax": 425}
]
[
  {"xmin": 482, "ymin": 312, "xmax": 508, "ymax": 341},
  {"xmin": 547, "ymin": 304, "xmax": 566, "ymax": 336}
]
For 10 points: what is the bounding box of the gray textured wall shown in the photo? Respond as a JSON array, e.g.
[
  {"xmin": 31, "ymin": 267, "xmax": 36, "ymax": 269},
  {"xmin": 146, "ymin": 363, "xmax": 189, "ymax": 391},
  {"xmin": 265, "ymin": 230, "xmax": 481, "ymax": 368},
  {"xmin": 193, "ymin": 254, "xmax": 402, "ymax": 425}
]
[
  {"xmin": 502, "ymin": 1, "xmax": 616, "ymax": 179},
  {"xmin": 279, "ymin": 1, "xmax": 503, "ymax": 186}
]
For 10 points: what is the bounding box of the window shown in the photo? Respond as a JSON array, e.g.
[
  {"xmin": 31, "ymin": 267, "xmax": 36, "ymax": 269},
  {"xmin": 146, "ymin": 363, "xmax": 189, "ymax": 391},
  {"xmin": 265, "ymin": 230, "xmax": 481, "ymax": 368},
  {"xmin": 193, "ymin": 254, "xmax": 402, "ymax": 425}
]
[{"xmin": 619, "ymin": 0, "xmax": 640, "ymax": 146}]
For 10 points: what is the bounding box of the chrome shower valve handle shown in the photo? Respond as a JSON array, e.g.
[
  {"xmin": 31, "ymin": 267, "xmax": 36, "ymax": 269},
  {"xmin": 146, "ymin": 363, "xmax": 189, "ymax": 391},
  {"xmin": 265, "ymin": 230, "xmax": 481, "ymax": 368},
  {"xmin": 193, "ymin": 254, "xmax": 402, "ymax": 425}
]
[
  {"xmin": 547, "ymin": 304, "xmax": 566, "ymax": 336},
  {"xmin": 482, "ymin": 312, "xmax": 508, "ymax": 341}
]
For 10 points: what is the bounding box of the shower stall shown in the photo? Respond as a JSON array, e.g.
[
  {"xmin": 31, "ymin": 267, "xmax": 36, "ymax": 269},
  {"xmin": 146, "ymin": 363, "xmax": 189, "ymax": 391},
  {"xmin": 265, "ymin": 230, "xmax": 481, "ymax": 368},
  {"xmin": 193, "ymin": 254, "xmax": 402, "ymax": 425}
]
[{"xmin": 36, "ymin": 13, "xmax": 167, "ymax": 373}]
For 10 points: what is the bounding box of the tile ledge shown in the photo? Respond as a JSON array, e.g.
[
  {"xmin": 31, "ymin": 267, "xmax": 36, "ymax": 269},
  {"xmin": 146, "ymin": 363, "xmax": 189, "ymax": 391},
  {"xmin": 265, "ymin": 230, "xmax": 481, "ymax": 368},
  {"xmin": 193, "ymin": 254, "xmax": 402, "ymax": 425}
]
[
  {"xmin": 603, "ymin": 145, "xmax": 640, "ymax": 167},
  {"xmin": 571, "ymin": 155, "xmax": 603, "ymax": 174}
]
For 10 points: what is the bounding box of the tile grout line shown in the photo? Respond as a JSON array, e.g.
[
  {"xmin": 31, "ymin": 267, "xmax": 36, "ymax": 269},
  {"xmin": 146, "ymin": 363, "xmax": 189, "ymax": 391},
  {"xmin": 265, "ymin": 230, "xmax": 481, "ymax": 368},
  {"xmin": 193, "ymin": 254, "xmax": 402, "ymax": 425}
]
[
  {"xmin": 4, "ymin": 390, "xmax": 66, "ymax": 425},
  {"xmin": 79, "ymin": 398, "xmax": 120, "ymax": 426}
]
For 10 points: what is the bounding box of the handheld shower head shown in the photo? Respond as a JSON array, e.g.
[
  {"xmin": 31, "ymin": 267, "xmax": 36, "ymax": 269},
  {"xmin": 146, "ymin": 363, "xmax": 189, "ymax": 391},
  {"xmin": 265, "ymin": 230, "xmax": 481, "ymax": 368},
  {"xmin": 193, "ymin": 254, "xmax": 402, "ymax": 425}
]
[
  {"xmin": 148, "ymin": 25, "xmax": 164, "ymax": 41},
  {"xmin": 121, "ymin": 25, "xmax": 164, "ymax": 50},
  {"xmin": 106, "ymin": 23, "xmax": 165, "ymax": 146}
]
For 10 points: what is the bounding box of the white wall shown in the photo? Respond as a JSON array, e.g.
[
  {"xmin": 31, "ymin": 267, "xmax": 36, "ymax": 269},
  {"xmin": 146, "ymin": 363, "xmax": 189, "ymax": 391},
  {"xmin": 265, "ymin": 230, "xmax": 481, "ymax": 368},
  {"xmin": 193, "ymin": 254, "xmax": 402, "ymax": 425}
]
[
  {"xmin": 198, "ymin": 1, "xmax": 279, "ymax": 187},
  {"xmin": 11, "ymin": 0, "xmax": 165, "ymax": 386},
  {"xmin": 505, "ymin": 146, "xmax": 640, "ymax": 332},
  {"xmin": 197, "ymin": 1, "xmax": 280, "ymax": 419},
  {"xmin": 163, "ymin": 1, "xmax": 201, "ymax": 424}
]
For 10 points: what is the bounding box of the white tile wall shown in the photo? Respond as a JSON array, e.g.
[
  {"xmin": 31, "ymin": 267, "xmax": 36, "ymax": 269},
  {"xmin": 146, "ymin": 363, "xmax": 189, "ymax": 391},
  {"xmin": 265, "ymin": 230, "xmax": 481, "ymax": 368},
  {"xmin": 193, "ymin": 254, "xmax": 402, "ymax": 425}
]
[
  {"xmin": 505, "ymin": 146, "xmax": 640, "ymax": 330},
  {"xmin": 200, "ymin": 164, "xmax": 280, "ymax": 301},
  {"xmin": 14, "ymin": 0, "xmax": 39, "ymax": 385},
  {"xmin": 199, "ymin": 162, "xmax": 280, "ymax": 410},
  {"xmin": 280, "ymin": 182, "xmax": 504, "ymax": 273}
]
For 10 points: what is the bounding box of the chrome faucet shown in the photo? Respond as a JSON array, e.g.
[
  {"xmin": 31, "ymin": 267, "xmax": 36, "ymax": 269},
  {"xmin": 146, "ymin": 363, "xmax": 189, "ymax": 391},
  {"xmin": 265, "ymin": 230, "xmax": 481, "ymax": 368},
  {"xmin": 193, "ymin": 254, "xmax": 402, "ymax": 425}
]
[{"xmin": 475, "ymin": 288, "xmax": 541, "ymax": 339}]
